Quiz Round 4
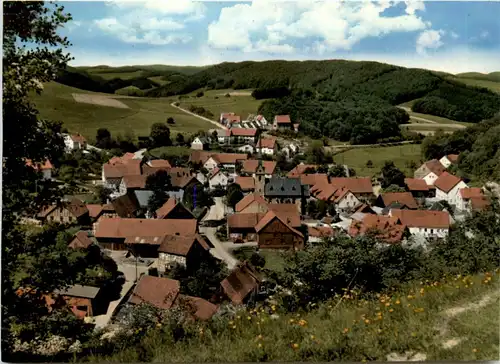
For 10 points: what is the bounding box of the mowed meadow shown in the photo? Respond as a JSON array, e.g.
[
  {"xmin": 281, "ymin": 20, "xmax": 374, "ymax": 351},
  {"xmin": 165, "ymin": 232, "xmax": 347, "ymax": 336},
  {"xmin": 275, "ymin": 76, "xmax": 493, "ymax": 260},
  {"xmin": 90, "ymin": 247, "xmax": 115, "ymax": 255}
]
[{"xmin": 30, "ymin": 82, "xmax": 216, "ymax": 140}]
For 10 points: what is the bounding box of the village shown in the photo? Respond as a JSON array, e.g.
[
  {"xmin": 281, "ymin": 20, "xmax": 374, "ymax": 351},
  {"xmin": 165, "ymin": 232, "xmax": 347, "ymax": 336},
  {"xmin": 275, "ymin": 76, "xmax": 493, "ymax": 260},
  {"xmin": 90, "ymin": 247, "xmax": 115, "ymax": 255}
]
[{"xmin": 24, "ymin": 110, "xmax": 492, "ymax": 334}]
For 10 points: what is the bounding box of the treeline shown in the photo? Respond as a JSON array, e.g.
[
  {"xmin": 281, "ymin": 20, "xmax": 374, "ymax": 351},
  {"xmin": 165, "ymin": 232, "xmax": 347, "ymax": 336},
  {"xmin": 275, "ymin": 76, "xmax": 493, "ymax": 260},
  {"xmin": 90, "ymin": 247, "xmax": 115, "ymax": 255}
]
[
  {"xmin": 411, "ymin": 81, "xmax": 500, "ymax": 123},
  {"xmin": 422, "ymin": 113, "xmax": 500, "ymax": 180}
]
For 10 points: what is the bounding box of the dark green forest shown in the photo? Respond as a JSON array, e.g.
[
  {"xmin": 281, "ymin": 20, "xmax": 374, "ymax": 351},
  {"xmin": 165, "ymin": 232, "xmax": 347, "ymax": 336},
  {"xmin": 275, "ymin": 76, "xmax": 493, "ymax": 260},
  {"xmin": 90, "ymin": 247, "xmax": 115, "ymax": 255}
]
[{"xmin": 422, "ymin": 113, "xmax": 500, "ymax": 181}]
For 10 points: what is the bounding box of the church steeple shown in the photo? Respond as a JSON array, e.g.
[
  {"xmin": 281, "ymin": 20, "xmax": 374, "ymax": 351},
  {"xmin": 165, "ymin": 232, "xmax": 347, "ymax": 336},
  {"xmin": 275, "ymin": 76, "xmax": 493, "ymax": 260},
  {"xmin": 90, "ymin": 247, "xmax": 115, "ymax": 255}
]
[{"xmin": 254, "ymin": 134, "xmax": 266, "ymax": 194}]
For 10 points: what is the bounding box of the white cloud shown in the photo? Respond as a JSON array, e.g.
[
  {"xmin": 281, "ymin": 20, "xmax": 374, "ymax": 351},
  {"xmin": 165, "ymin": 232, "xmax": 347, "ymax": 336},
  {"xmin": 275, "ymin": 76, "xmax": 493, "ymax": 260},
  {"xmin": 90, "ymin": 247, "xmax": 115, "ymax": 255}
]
[
  {"xmin": 480, "ymin": 30, "xmax": 489, "ymax": 39},
  {"xmin": 450, "ymin": 31, "xmax": 459, "ymax": 39},
  {"xmin": 207, "ymin": 1, "xmax": 429, "ymax": 54},
  {"xmin": 416, "ymin": 29, "xmax": 444, "ymax": 55},
  {"xmin": 95, "ymin": 1, "xmax": 205, "ymax": 45}
]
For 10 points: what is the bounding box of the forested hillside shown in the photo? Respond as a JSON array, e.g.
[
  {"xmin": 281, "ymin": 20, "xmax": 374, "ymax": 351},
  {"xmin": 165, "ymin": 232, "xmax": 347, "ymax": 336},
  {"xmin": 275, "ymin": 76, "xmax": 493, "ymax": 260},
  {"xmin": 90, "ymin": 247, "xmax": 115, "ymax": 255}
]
[{"xmin": 422, "ymin": 113, "xmax": 500, "ymax": 181}]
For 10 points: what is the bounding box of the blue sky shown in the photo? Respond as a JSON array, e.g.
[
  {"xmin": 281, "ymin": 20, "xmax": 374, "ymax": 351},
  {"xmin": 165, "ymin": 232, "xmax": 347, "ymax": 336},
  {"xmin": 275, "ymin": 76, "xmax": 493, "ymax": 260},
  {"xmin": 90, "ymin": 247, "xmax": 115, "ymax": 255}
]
[{"xmin": 61, "ymin": 1, "xmax": 500, "ymax": 73}]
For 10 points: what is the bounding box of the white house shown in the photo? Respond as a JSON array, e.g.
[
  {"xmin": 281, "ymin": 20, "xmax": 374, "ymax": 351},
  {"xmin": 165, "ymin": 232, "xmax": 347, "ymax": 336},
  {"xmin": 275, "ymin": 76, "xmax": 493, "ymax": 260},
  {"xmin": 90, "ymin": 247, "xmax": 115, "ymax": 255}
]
[
  {"xmin": 439, "ymin": 154, "xmax": 459, "ymax": 169},
  {"xmin": 311, "ymin": 184, "xmax": 360, "ymax": 213},
  {"xmin": 256, "ymin": 137, "xmax": 278, "ymax": 156},
  {"xmin": 191, "ymin": 137, "xmax": 208, "ymax": 151},
  {"xmin": 456, "ymin": 187, "xmax": 484, "ymax": 212},
  {"xmin": 63, "ymin": 133, "xmax": 87, "ymax": 152},
  {"xmin": 208, "ymin": 168, "xmax": 230, "ymax": 190},
  {"xmin": 25, "ymin": 159, "xmax": 53, "ymax": 180},
  {"xmin": 208, "ymin": 129, "xmax": 229, "ymax": 144},
  {"xmin": 237, "ymin": 144, "xmax": 255, "ymax": 154},
  {"xmin": 434, "ymin": 172, "xmax": 468, "ymax": 206},
  {"xmin": 414, "ymin": 159, "xmax": 446, "ymax": 186},
  {"xmin": 229, "ymin": 128, "xmax": 257, "ymax": 144},
  {"xmin": 389, "ymin": 209, "xmax": 450, "ymax": 239},
  {"xmin": 203, "ymin": 156, "xmax": 220, "ymax": 172},
  {"xmin": 281, "ymin": 143, "xmax": 299, "ymax": 159}
]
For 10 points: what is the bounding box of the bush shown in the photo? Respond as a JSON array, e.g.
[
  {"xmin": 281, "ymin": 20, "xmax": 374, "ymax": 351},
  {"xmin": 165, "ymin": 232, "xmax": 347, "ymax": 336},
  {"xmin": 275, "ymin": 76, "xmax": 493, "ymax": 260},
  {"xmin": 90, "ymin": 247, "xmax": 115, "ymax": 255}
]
[{"xmin": 196, "ymin": 91, "xmax": 204, "ymax": 98}]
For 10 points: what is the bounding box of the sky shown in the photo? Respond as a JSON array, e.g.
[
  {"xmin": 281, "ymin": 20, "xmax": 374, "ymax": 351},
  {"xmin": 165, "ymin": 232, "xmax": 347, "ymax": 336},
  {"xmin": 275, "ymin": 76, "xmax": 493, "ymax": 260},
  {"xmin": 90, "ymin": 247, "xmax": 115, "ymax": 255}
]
[{"xmin": 60, "ymin": 0, "xmax": 500, "ymax": 74}]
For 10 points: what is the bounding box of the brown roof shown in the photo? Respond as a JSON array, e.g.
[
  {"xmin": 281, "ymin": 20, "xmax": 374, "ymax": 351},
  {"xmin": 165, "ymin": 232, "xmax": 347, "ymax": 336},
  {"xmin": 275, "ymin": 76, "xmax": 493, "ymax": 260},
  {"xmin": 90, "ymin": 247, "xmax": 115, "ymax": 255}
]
[
  {"xmin": 70, "ymin": 133, "xmax": 87, "ymax": 144},
  {"xmin": 235, "ymin": 176, "xmax": 255, "ymax": 191},
  {"xmin": 25, "ymin": 159, "xmax": 53, "ymax": 171},
  {"xmin": 425, "ymin": 159, "xmax": 446, "ymax": 176},
  {"xmin": 308, "ymin": 225, "xmax": 336, "ymax": 239},
  {"xmin": 405, "ymin": 178, "xmax": 430, "ymax": 191},
  {"xmin": 258, "ymin": 137, "xmax": 276, "ymax": 149},
  {"xmin": 157, "ymin": 235, "xmax": 208, "ymax": 256},
  {"xmin": 212, "ymin": 153, "xmax": 248, "ymax": 165},
  {"xmin": 168, "ymin": 168, "xmax": 198, "ymax": 189},
  {"xmin": 267, "ymin": 204, "xmax": 301, "ymax": 227},
  {"xmin": 227, "ymin": 115, "xmax": 241, "ymax": 123},
  {"xmin": 148, "ymin": 159, "xmax": 172, "ymax": 169},
  {"xmin": 241, "ymin": 160, "xmax": 276, "ymax": 174},
  {"xmin": 255, "ymin": 211, "xmax": 303, "ymax": 237},
  {"xmin": 470, "ymin": 196, "xmax": 490, "ymax": 211},
  {"xmin": 446, "ymin": 154, "xmax": 459, "ymax": 163},
  {"xmin": 122, "ymin": 174, "xmax": 147, "ymax": 189},
  {"xmin": 220, "ymin": 262, "xmax": 261, "ymax": 305},
  {"xmin": 129, "ymin": 276, "xmax": 180, "ymax": 310},
  {"xmin": 380, "ymin": 192, "xmax": 418, "ymax": 209},
  {"xmin": 111, "ymin": 194, "xmax": 139, "ymax": 218},
  {"xmin": 390, "ymin": 209, "xmax": 450, "ymax": 229},
  {"xmin": 354, "ymin": 203, "xmax": 377, "ymax": 214},
  {"xmin": 156, "ymin": 199, "xmax": 175, "ymax": 218},
  {"xmin": 95, "ymin": 218, "xmax": 197, "ymax": 239},
  {"xmin": 330, "ymin": 177, "xmax": 373, "ymax": 194},
  {"xmin": 349, "ymin": 215, "xmax": 406, "ymax": 243},
  {"xmin": 300, "ymin": 173, "xmax": 329, "ymax": 187},
  {"xmin": 67, "ymin": 198, "xmax": 89, "ymax": 218},
  {"xmin": 227, "ymin": 213, "xmax": 265, "ymax": 229},
  {"xmin": 459, "ymin": 187, "xmax": 483, "ymax": 199},
  {"xmin": 174, "ymin": 295, "xmax": 218, "ymax": 321},
  {"xmin": 86, "ymin": 204, "xmax": 114, "ymax": 218},
  {"xmin": 189, "ymin": 150, "xmax": 213, "ymax": 165},
  {"xmin": 287, "ymin": 164, "xmax": 318, "ymax": 177},
  {"xmin": 230, "ymin": 128, "xmax": 257, "ymax": 137},
  {"xmin": 103, "ymin": 159, "xmax": 141, "ymax": 179},
  {"xmin": 68, "ymin": 231, "xmax": 93, "ymax": 249},
  {"xmin": 235, "ymin": 193, "xmax": 267, "ymax": 212},
  {"xmin": 434, "ymin": 172, "xmax": 463, "ymax": 193},
  {"xmin": 275, "ymin": 115, "xmax": 291, "ymax": 124}
]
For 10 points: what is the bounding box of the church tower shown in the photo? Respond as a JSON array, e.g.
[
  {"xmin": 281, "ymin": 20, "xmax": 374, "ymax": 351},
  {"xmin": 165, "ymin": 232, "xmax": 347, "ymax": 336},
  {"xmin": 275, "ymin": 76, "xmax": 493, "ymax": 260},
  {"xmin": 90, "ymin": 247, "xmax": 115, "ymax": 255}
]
[{"xmin": 254, "ymin": 136, "xmax": 266, "ymax": 194}]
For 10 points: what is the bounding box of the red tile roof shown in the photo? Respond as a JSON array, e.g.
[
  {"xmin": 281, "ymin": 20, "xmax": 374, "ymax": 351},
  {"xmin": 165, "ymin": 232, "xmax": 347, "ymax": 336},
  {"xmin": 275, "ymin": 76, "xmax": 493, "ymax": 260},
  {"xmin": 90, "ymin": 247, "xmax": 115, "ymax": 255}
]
[
  {"xmin": 25, "ymin": 159, "xmax": 53, "ymax": 171},
  {"xmin": 287, "ymin": 164, "xmax": 318, "ymax": 177},
  {"xmin": 300, "ymin": 173, "xmax": 329, "ymax": 187},
  {"xmin": 122, "ymin": 174, "xmax": 147, "ymax": 189},
  {"xmin": 235, "ymin": 176, "xmax": 255, "ymax": 191},
  {"xmin": 103, "ymin": 159, "xmax": 141, "ymax": 179},
  {"xmin": 129, "ymin": 276, "xmax": 180, "ymax": 310},
  {"xmin": 86, "ymin": 204, "xmax": 104, "ymax": 218},
  {"xmin": 68, "ymin": 231, "xmax": 93, "ymax": 249},
  {"xmin": 156, "ymin": 199, "xmax": 176, "ymax": 218},
  {"xmin": 148, "ymin": 159, "xmax": 172, "ymax": 169},
  {"xmin": 258, "ymin": 137, "xmax": 276, "ymax": 149},
  {"xmin": 95, "ymin": 218, "xmax": 197, "ymax": 239},
  {"xmin": 70, "ymin": 134, "xmax": 87, "ymax": 144},
  {"xmin": 330, "ymin": 177, "xmax": 373, "ymax": 194},
  {"xmin": 390, "ymin": 209, "xmax": 450, "ymax": 229},
  {"xmin": 470, "ymin": 196, "xmax": 490, "ymax": 211},
  {"xmin": 349, "ymin": 215, "xmax": 406, "ymax": 243},
  {"xmin": 380, "ymin": 192, "xmax": 418, "ymax": 209},
  {"xmin": 275, "ymin": 115, "xmax": 291, "ymax": 124},
  {"xmin": 425, "ymin": 159, "xmax": 446, "ymax": 176},
  {"xmin": 255, "ymin": 210, "xmax": 303, "ymax": 237},
  {"xmin": 189, "ymin": 150, "xmax": 213, "ymax": 165},
  {"xmin": 230, "ymin": 128, "xmax": 257, "ymax": 137},
  {"xmin": 446, "ymin": 154, "xmax": 459, "ymax": 163},
  {"xmin": 308, "ymin": 225, "xmax": 336, "ymax": 239},
  {"xmin": 459, "ymin": 187, "xmax": 483, "ymax": 199},
  {"xmin": 242, "ymin": 160, "xmax": 276, "ymax": 174},
  {"xmin": 227, "ymin": 213, "xmax": 266, "ymax": 229},
  {"xmin": 221, "ymin": 262, "xmax": 261, "ymax": 305},
  {"xmin": 212, "ymin": 153, "xmax": 248, "ymax": 165},
  {"xmin": 405, "ymin": 178, "xmax": 430, "ymax": 191},
  {"xmin": 157, "ymin": 235, "xmax": 207, "ymax": 256},
  {"xmin": 434, "ymin": 172, "xmax": 463, "ymax": 193},
  {"xmin": 174, "ymin": 294, "xmax": 218, "ymax": 321},
  {"xmin": 235, "ymin": 193, "xmax": 267, "ymax": 212}
]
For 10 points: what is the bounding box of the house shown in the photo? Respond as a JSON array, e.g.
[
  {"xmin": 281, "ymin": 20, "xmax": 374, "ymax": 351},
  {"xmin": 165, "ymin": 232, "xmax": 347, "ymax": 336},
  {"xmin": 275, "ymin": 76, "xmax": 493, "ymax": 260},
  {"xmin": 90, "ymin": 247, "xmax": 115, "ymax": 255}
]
[
  {"xmin": 414, "ymin": 159, "xmax": 446, "ymax": 186},
  {"xmin": 348, "ymin": 215, "xmax": 407, "ymax": 244},
  {"xmin": 63, "ymin": 133, "xmax": 87, "ymax": 152},
  {"xmin": 208, "ymin": 168, "xmax": 230, "ymax": 190},
  {"xmin": 229, "ymin": 128, "xmax": 258, "ymax": 144},
  {"xmin": 287, "ymin": 163, "xmax": 318, "ymax": 178},
  {"xmin": 330, "ymin": 177, "xmax": 374, "ymax": 201},
  {"xmin": 256, "ymin": 211, "xmax": 305, "ymax": 250},
  {"xmin": 434, "ymin": 172, "xmax": 468, "ymax": 206},
  {"xmin": 173, "ymin": 294, "xmax": 219, "ymax": 321},
  {"xmin": 53, "ymin": 285, "xmax": 102, "ymax": 318},
  {"xmin": 299, "ymin": 173, "xmax": 329, "ymax": 188},
  {"xmin": 264, "ymin": 177, "xmax": 308, "ymax": 213},
  {"xmin": 235, "ymin": 193, "xmax": 268, "ymax": 213},
  {"xmin": 235, "ymin": 176, "xmax": 256, "ymax": 193},
  {"xmin": 157, "ymin": 234, "xmax": 211, "ymax": 271},
  {"xmin": 220, "ymin": 113, "xmax": 241, "ymax": 128},
  {"xmin": 25, "ymin": 159, "xmax": 53, "ymax": 180},
  {"xmin": 102, "ymin": 157, "xmax": 142, "ymax": 193},
  {"xmin": 37, "ymin": 198, "xmax": 90, "ymax": 225},
  {"xmin": 156, "ymin": 199, "xmax": 196, "ymax": 219},
  {"xmin": 255, "ymin": 137, "xmax": 278, "ymax": 156},
  {"xmin": 220, "ymin": 112, "xmax": 236, "ymax": 124},
  {"xmin": 227, "ymin": 213, "xmax": 265, "ymax": 241},
  {"xmin": 68, "ymin": 231, "xmax": 95, "ymax": 250},
  {"xmin": 310, "ymin": 183, "xmax": 360, "ymax": 212},
  {"xmin": 191, "ymin": 136, "xmax": 210, "ymax": 151},
  {"xmin": 388, "ymin": 209, "xmax": 450, "ymax": 239},
  {"xmin": 133, "ymin": 190, "xmax": 155, "ymax": 217},
  {"xmin": 272, "ymin": 115, "xmax": 294, "ymax": 130},
  {"xmin": 376, "ymin": 192, "xmax": 418, "ymax": 210},
  {"xmin": 94, "ymin": 217, "xmax": 198, "ymax": 251},
  {"xmin": 237, "ymin": 144, "xmax": 255, "ymax": 154},
  {"xmin": 86, "ymin": 203, "xmax": 117, "ymax": 221},
  {"xmin": 457, "ymin": 188, "xmax": 488, "ymax": 212},
  {"xmin": 307, "ymin": 225, "xmax": 336, "ymax": 243},
  {"xmin": 110, "ymin": 193, "xmax": 141, "ymax": 218},
  {"xmin": 220, "ymin": 262, "xmax": 261, "ymax": 305},
  {"xmin": 129, "ymin": 276, "xmax": 180, "ymax": 310},
  {"xmin": 241, "ymin": 160, "xmax": 277, "ymax": 178},
  {"xmin": 353, "ymin": 203, "xmax": 378, "ymax": 215},
  {"xmin": 203, "ymin": 153, "xmax": 248, "ymax": 172},
  {"xmin": 208, "ymin": 129, "xmax": 229, "ymax": 144},
  {"xmin": 404, "ymin": 178, "xmax": 431, "ymax": 198},
  {"xmin": 281, "ymin": 143, "xmax": 299, "ymax": 159},
  {"xmin": 439, "ymin": 154, "xmax": 459, "ymax": 169},
  {"xmin": 168, "ymin": 168, "xmax": 201, "ymax": 193}
]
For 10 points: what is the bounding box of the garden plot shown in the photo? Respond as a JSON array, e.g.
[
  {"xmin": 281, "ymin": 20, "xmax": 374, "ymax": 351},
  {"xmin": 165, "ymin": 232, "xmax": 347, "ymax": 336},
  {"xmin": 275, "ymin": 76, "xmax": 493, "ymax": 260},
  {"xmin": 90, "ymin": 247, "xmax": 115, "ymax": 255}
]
[{"xmin": 72, "ymin": 93, "xmax": 130, "ymax": 109}]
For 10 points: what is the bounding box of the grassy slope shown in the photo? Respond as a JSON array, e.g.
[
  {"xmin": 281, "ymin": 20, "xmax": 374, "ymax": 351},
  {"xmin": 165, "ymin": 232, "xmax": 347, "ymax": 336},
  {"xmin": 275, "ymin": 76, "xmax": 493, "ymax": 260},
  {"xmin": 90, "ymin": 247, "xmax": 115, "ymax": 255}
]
[
  {"xmin": 332, "ymin": 144, "xmax": 422, "ymax": 177},
  {"xmin": 95, "ymin": 271, "xmax": 499, "ymax": 362},
  {"xmin": 31, "ymin": 82, "xmax": 214, "ymax": 139},
  {"xmin": 454, "ymin": 71, "xmax": 500, "ymax": 82},
  {"xmin": 450, "ymin": 77, "xmax": 500, "ymax": 94},
  {"xmin": 178, "ymin": 89, "xmax": 264, "ymax": 121}
]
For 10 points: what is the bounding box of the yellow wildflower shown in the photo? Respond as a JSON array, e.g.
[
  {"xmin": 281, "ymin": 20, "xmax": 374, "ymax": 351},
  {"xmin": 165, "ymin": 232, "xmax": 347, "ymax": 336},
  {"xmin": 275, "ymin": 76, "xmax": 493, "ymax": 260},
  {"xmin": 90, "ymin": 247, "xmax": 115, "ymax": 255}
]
[
  {"xmin": 378, "ymin": 329, "xmax": 382, "ymax": 333},
  {"xmin": 229, "ymin": 321, "xmax": 234, "ymax": 325},
  {"xmin": 364, "ymin": 319, "xmax": 371, "ymax": 324},
  {"xmin": 237, "ymin": 316, "xmax": 241, "ymax": 319},
  {"xmin": 420, "ymin": 288, "xmax": 425, "ymax": 294},
  {"xmin": 472, "ymin": 348, "xmax": 478, "ymax": 353},
  {"xmin": 310, "ymin": 335, "xmax": 315, "ymax": 340},
  {"xmin": 343, "ymin": 328, "xmax": 349, "ymax": 334},
  {"xmin": 298, "ymin": 319, "xmax": 307, "ymax": 327},
  {"xmin": 271, "ymin": 305, "xmax": 276, "ymax": 311},
  {"xmin": 411, "ymin": 332, "xmax": 417, "ymax": 337},
  {"xmin": 414, "ymin": 307, "xmax": 424, "ymax": 313},
  {"xmin": 395, "ymin": 300, "xmax": 400, "ymax": 305},
  {"xmin": 389, "ymin": 309, "xmax": 394, "ymax": 313},
  {"xmin": 232, "ymin": 325, "xmax": 237, "ymax": 329},
  {"xmin": 289, "ymin": 319, "xmax": 295, "ymax": 323},
  {"xmin": 292, "ymin": 343, "xmax": 299, "ymax": 349},
  {"xmin": 257, "ymin": 334, "xmax": 263, "ymax": 339},
  {"xmin": 258, "ymin": 343, "xmax": 262, "ymax": 348},
  {"xmin": 385, "ymin": 302, "xmax": 391, "ymax": 307}
]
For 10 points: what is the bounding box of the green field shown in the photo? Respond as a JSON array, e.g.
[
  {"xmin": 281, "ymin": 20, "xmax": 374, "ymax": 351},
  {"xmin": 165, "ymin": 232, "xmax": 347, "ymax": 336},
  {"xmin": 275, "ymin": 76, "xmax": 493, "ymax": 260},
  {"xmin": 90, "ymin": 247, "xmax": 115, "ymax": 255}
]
[
  {"xmin": 179, "ymin": 89, "xmax": 264, "ymax": 121},
  {"xmin": 31, "ymin": 82, "xmax": 214, "ymax": 140},
  {"xmin": 148, "ymin": 76, "xmax": 170, "ymax": 85},
  {"xmin": 450, "ymin": 77, "xmax": 500, "ymax": 94},
  {"xmin": 333, "ymin": 144, "xmax": 422, "ymax": 177}
]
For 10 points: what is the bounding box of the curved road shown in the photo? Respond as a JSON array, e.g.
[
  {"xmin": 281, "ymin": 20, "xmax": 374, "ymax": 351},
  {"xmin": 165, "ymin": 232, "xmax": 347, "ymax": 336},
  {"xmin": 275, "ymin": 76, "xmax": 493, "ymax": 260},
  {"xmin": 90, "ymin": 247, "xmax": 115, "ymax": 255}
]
[{"xmin": 170, "ymin": 102, "xmax": 228, "ymax": 130}]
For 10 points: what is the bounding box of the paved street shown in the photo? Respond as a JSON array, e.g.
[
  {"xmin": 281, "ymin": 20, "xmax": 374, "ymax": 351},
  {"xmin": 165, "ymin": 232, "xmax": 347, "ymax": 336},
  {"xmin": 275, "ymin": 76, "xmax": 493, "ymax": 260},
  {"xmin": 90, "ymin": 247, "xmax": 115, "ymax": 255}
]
[
  {"xmin": 199, "ymin": 226, "xmax": 239, "ymax": 270},
  {"xmin": 202, "ymin": 197, "xmax": 226, "ymax": 222}
]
